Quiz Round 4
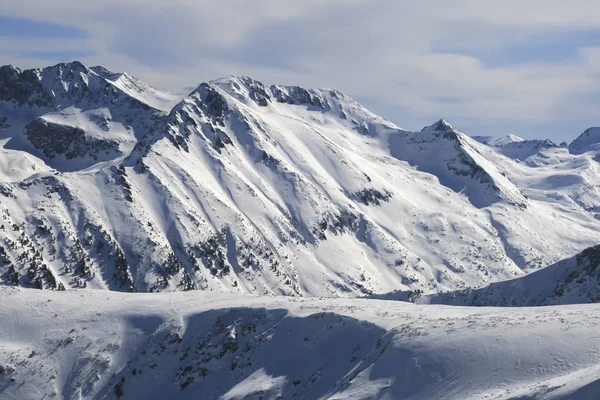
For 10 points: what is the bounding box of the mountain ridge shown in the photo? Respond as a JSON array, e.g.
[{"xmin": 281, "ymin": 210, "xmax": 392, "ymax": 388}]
[{"xmin": 1, "ymin": 61, "xmax": 600, "ymax": 302}]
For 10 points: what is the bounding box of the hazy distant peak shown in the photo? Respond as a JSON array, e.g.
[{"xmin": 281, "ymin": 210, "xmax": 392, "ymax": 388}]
[{"xmin": 569, "ymin": 127, "xmax": 600, "ymax": 155}]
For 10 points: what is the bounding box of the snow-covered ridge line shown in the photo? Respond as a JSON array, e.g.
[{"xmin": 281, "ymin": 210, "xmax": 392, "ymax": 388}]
[{"xmin": 0, "ymin": 61, "xmax": 187, "ymax": 113}]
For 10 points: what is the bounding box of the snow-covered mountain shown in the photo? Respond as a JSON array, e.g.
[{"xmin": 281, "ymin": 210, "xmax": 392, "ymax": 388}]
[
  {"xmin": 390, "ymin": 119, "xmax": 528, "ymax": 208},
  {"xmin": 5, "ymin": 61, "xmax": 600, "ymax": 400},
  {"xmin": 473, "ymin": 133, "xmax": 559, "ymax": 162},
  {"xmin": 0, "ymin": 61, "xmax": 175, "ymax": 172},
  {"xmin": 569, "ymin": 127, "xmax": 600, "ymax": 155},
  {"xmin": 479, "ymin": 133, "xmax": 525, "ymax": 146},
  {"xmin": 2, "ymin": 62, "xmax": 600, "ymax": 300}
]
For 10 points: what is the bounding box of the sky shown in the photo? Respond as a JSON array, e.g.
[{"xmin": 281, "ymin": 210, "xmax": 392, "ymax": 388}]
[{"xmin": 1, "ymin": 1, "xmax": 600, "ymax": 142}]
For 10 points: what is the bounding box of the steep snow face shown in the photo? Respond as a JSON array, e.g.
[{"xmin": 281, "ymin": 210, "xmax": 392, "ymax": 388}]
[
  {"xmin": 388, "ymin": 119, "xmax": 528, "ymax": 209},
  {"xmin": 569, "ymin": 127, "xmax": 600, "ymax": 155},
  {"xmin": 116, "ymin": 81, "xmax": 524, "ymax": 296},
  {"xmin": 2, "ymin": 64, "xmax": 600, "ymax": 299},
  {"xmin": 2, "ymin": 287, "xmax": 600, "ymax": 400},
  {"xmin": 415, "ymin": 245, "xmax": 600, "ymax": 306},
  {"xmin": 91, "ymin": 66, "xmax": 192, "ymax": 112}
]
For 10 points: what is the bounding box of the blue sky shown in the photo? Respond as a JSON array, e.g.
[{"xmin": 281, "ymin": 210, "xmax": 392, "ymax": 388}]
[{"xmin": 1, "ymin": 1, "xmax": 600, "ymax": 143}]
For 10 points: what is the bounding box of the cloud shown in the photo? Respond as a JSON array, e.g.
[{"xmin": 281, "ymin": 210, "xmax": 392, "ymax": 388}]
[
  {"xmin": 0, "ymin": 16, "xmax": 88, "ymax": 38},
  {"xmin": 1, "ymin": 0, "xmax": 600, "ymax": 140}
]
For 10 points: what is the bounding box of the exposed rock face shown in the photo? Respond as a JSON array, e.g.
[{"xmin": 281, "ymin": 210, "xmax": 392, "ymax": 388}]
[
  {"xmin": 26, "ymin": 118, "xmax": 121, "ymax": 160},
  {"xmin": 0, "ymin": 65, "xmax": 54, "ymax": 107}
]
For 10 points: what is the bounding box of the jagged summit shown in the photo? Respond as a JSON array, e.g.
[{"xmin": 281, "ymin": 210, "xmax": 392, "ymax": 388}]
[
  {"xmin": 208, "ymin": 74, "xmax": 349, "ymax": 112},
  {"xmin": 0, "ymin": 61, "xmax": 172, "ymax": 171},
  {"xmin": 0, "ymin": 64, "xmax": 23, "ymax": 81},
  {"xmin": 421, "ymin": 118, "xmax": 456, "ymax": 133},
  {"xmin": 0, "ymin": 61, "xmax": 134, "ymax": 108},
  {"xmin": 389, "ymin": 118, "xmax": 528, "ymax": 209},
  {"xmin": 180, "ymin": 74, "xmax": 400, "ymax": 138},
  {"xmin": 0, "ymin": 61, "xmax": 188, "ymax": 113}
]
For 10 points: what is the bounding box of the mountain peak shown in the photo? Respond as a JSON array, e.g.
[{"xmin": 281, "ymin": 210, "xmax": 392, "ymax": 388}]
[
  {"xmin": 569, "ymin": 127, "xmax": 600, "ymax": 155},
  {"xmin": 0, "ymin": 64, "xmax": 20, "ymax": 74},
  {"xmin": 47, "ymin": 60, "xmax": 91, "ymax": 75},
  {"xmin": 210, "ymin": 74, "xmax": 257, "ymax": 85},
  {"xmin": 90, "ymin": 65, "xmax": 124, "ymax": 81},
  {"xmin": 421, "ymin": 119, "xmax": 456, "ymax": 133}
]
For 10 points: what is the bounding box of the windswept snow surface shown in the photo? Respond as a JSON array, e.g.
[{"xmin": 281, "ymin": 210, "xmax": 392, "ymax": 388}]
[{"xmin": 1, "ymin": 287, "xmax": 600, "ymax": 400}]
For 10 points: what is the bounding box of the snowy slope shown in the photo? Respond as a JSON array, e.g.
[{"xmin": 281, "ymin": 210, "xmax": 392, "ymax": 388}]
[
  {"xmin": 1, "ymin": 287, "xmax": 600, "ymax": 400},
  {"xmin": 472, "ymin": 133, "xmax": 558, "ymax": 163},
  {"xmin": 405, "ymin": 244, "xmax": 600, "ymax": 306},
  {"xmin": 485, "ymin": 134, "xmax": 525, "ymax": 146},
  {"xmin": 388, "ymin": 119, "xmax": 528, "ymax": 208},
  {"xmin": 90, "ymin": 66, "xmax": 194, "ymax": 113},
  {"xmin": 495, "ymin": 139, "xmax": 558, "ymax": 162},
  {"xmin": 496, "ymin": 139, "xmax": 557, "ymax": 162},
  {"xmin": 569, "ymin": 127, "xmax": 600, "ymax": 155},
  {"xmin": 2, "ymin": 63, "xmax": 600, "ymax": 300}
]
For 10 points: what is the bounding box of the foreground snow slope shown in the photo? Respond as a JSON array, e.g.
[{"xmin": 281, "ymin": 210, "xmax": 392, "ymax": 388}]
[{"xmin": 0, "ymin": 287, "xmax": 599, "ymax": 400}]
